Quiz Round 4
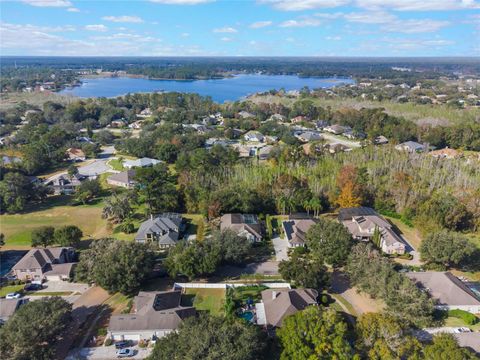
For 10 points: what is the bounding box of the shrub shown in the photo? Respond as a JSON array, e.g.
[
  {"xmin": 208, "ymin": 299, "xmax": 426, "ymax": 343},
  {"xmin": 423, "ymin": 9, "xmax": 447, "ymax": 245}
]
[
  {"xmin": 97, "ymin": 327, "xmax": 107, "ymax": 337},
  {"xmin": 138, "ymin": 339, "xmax": 148, "ymax": 348},
  {"xmin": 104, "ymin": 338, "xmax": 113, "ymax": 346},
  {"xmin": 448, "ymin": 309, "xmax": 478, "ymax": 325},
  {"xmin": 321, "ymin": 294, "xmax": 329, "ymax": 305},
  {"xmin": 120, "ymin": 221, "xmax": 135, "ymax": 234}
]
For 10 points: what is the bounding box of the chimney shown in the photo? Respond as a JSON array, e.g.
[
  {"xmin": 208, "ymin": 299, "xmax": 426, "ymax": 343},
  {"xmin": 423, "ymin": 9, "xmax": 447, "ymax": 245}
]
[{"xmin": 150, "ymin": 214, "xmax": 153, "ymax": 221}]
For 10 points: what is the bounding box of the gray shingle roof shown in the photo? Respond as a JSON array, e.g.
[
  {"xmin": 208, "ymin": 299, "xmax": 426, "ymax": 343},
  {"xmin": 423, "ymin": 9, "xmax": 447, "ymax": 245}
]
[
  {"xmin": 12, "ymin": 248, "xmax": 68, "ymax": 271},
  {"xmin": 220, "ymin": 214, "xmax": 262, "ymax": 239},
  {"xmin": 107, "ymin": 170, "xmax": 136, "ymax": 185},
  {"xmin": 135, "ymin": 214, "xmax": 182, "ymax": 245}
]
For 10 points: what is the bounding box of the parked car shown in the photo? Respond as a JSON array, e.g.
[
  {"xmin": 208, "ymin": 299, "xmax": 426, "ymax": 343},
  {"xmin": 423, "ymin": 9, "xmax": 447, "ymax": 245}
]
[
  {"xmin": 115, "ymin": 340, "xmax": 132, "ymax": 349},
  {"xmin": 5, "ymin": 292, "xmax": 22, "ymax": 299},
  {"xmin": 116, "ymin": 348, "xmax": 135, "ymax": 358},
  {"xmin": 24, "ymin": 283, "xmax": 43, "ymax": 291}
]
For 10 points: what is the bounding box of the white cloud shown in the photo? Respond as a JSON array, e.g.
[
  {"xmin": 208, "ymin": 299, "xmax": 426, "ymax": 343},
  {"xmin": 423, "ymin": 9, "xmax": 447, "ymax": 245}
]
[
  {"xmin": 213, "ymin": 26, "xmax": 237, "ymax": 33},
  {"xmin": 102, "ymin": 16, "xmax": 144, "ymax": 23},
  {"xmin": 259, "ymin": 0, "xmax": 349, "ymax": 10},
  {"xmin": 326, "ymin": 35, "xmax": 342, "ymax": 40},
  {"xmin": 220, "ymin": 37, "xmax": 233, "ymax": 41},
  {"xmin": 355, "ymin": 0, "xmax": 480, "ymax": 11},
  {"xmin": 85, "ymin": 24, "xmax": 108, "ymax": 32},
  {"xmin": 314, "ymin": 12, "xmax": 344, "ymax": 18},
  {"xmin": 21, "ymin": 0, "xmax": 72, "ymax": 7},
  {"xmin": 150, "ymin": 0, "xmax": 213, "ymax": 4},
  {"xmin": 279, "ymin": 18, "xmax": 322, "ymax": 27},
  {"xmin": 382, "ymin": 19, "xmax": 450, "ymax": 33},
  {"xmin": 181, "ymin": 32, "xmax": 190, "ymax": 37},
  {"xmin": 249, "ymin": 21, "xmax": 273, "ymax": 29},
  {"xmin": 344, "ymin": 11, "xmax": 395, "ymax": 24},
  {"xmin": 66, "ymin": 7, "xmax": 80, "ymax": 12}
]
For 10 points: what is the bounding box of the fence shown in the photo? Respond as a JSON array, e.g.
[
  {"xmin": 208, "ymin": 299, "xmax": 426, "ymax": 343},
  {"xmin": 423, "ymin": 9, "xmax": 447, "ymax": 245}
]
[{"xmin": 173, "ymin": 282, "xmax": 291, "ymax": 290}]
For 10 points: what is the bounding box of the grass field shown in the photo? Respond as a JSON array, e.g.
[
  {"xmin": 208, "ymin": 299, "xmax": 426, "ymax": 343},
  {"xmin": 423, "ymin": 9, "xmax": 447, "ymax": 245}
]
[
  {"xmin": 0, "ymin": 196, "xmax": 133, "ymax": 248},
  {"xmin": 385, "ymin": 216, "xmax": 423, "ymax": 250},
  {"xmin": 107, "ymin": 158, "xmax": 124, "ymax": 171},
  {"xmin": 444, "ymin": 316, "xmax": 480, "ymax": 331},
  {"xmin": 182, "ymin": 288, "xmax": 225, "ymax": 316},
  {"xmin": 0, "ymin": 285, "xmax": 24, "ymax": 297}
]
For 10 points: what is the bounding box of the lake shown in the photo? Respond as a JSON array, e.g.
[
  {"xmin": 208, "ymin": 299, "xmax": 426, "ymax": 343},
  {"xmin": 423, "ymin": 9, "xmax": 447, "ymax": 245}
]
[{"xmin": 59, "ymin": 74, "xmax": 354, "ymax": 102}]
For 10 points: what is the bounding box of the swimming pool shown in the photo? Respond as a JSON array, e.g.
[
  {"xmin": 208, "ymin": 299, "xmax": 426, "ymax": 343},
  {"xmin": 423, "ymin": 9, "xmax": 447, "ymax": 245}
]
[{"xmin": 240, "ymin": 311, "xmax": 254, "ymax": 322}]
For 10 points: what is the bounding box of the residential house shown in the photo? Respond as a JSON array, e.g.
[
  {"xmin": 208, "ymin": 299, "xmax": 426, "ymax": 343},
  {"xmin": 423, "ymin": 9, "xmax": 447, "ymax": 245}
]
[
  {"xmin": 265, "ymin": 135, "xmax": 279, "ymax": 143},
  {"xmin": 296, "ymin": 131, "xmax": 322, "ymax": 143},
  {"xmin": 107, "ymin": 170, "xmax": 136, "ymax": 189},
  {"xmin": 76, "ymin": 136, "xmax": 95, "ymax": 144},
  {"xmin": 256, "ymin": 289, "xmax": 318, "ymax": 328},
  {"xmin": 234, "ymin": 144, "xmax": 254, "ymax": 158},
  {"xmin": 374, "ymin": 135, "xmax": 389, "ymax": 145},
  {"xmin": 123, "ymin": 157, "xmax": 162, "ymax": 169},
  {"xmin": 0, "ymin": 298, "xmax": 28, "ymax": 324},
  {"xmin": 267, "ymin": 114, "xmax": 286, "ymax": 122},
  {"xmin": 323, "ymin": 124, "xmax": 349, "ymax": 135},
  {"xmin": 406, "ymin": 272, "xmax": 480, "ymax": 314},
  {"xmin": 12, "ymin": 247, "xmax": 76, "ymax": 281},
  {"xmin": 128, "ymin": 120, "xmax": 144, "ymax": 130},
  {"xmin": 220, "ymin": 214, "xmax": 262, "ymax": 242},
  {"xmin": 258, "ymin": 145, "xmax": 274, "ymax": 160},
  {"xmin": 44, "ymin": 173, "xmax": 86, "ymax": 195},
  {"xmin": 429, "ymin": 148, "xmax": 462, "ymax": 159},
  {"xmin": 135, "ymin": 214, "xmax": 183, "ymax": 249},
  {"xmin": 315, "ymin": 120, "xmax": 329, "ymax": 130},
  {"xmin": 66, "ymin": 148, "xmax": 86, "ymax": 162},
  {"xmin": 110, "ymin": 119, "xmax": 127, "ymax": 128},
  {"xmin": 137, "ymin": 108, "xmax": 153, "ymax": 118},
  {"xmin": 324, "ymin": 143, "xmax": 350, "ymax": 154},
  {"xmin": 338, "ymin": 207, "xmax": 406, "ymax": 255},
  {"xmin": 202, "ymin": 113, "xmax": 223, "ymax": 125},
  {"xmin": 395, "ymin": 141, "xmax": 427, "ymax": 153},
  {"xmin": 244, "ymin": 131, "xmax": 265, "ymax": 143},
  {"xmin": 282, "ymin": 217, "xmax": 317, "ymax": 248},
  {"xmin": 291, "ymin": 116, "xmax": 308, "ymax": 124},
  {"xmin": 108, "ymin": 290, "xmax": 196, "ymax": 341},
  {"xmin": 238, "ymin": 111, "xmax": 255, "ymax": 119},
  {"xmin": 343, "ymin": 130, "xmax": 366, "ymax": 140}
]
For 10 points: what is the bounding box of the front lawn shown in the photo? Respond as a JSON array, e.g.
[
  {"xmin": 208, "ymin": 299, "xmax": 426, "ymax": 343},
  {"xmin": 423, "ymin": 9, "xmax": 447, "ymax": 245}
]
[
  {"xmin": 444, "ymin": 316, "xmax": 480, "ymax": 331},
  {"xmin": 181, "ymin": 288, "xmax": 225, "ymax": 316},
  {"xmin": 107, "ymin": 158, "xmax": 124, "ymax": 171},
  {"xmin": 0, "ymin": 285, "xmax": 24, "ymax": 297}
]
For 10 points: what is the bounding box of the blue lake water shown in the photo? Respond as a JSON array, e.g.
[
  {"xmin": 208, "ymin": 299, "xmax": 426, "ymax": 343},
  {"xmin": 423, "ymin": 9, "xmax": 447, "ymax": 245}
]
[{"xmin": 59, "ymin": 74, "xmax": 354, "ymax": 103}]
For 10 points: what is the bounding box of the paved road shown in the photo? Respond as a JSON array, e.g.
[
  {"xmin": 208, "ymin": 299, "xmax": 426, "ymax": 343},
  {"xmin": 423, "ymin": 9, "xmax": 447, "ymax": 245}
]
[{"xmin": 272, "ymin": 235, "xmax": 289, "ymax": 262}]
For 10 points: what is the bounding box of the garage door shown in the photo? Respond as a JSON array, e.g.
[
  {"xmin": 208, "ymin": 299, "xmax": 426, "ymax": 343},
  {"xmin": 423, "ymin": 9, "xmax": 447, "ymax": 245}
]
[{"xmin": 123, "ymin": 334, "xmax": 141, "ymax": 341}]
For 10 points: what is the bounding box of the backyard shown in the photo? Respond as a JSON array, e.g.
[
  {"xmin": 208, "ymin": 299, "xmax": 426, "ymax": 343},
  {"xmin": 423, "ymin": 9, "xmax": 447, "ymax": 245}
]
[{"xmin": 181, "ymin": 288, "xmax": 226, "ymax": 316}]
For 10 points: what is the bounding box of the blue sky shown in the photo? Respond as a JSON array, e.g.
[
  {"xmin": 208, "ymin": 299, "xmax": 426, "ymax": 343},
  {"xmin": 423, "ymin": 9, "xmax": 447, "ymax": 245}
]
[{"xmin": 1, "ymin": 0, "xmax": 479, "ymax": 56}]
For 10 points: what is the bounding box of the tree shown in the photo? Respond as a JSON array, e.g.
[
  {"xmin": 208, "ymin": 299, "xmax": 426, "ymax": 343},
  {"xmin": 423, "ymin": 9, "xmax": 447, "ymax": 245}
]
[
  {"xmin": 75, "ymin": 239, "xmax": 154, "ymax": 295},
  {"xmin": 135, "ymin": 164, "xmax": 178, "ymax": 214},
  {"xmin": 67, "ymin": 164, "xmax": 78, "ymax": 177},
  {"xmin": 336, "ymin": 180, "xmax": 363, "ymax": 208},
  {"xmin": 0, "ymin": 297, "xmax": 72, "ymax": 360},
  {"xmin": 420, "ymin": 231, "xmax": 477, "ymax": 268},
  {"xmin": 277, "ymin": 306, "xmax": 354, "ymax": 360},
  {"xmin": 212, "ymin": 229, "xmax": 251, "ymax": 265},
  {"xmin": 306, "ymin": 218, "xmax": 353, "ymax": 267},
  {"xmin": 356, "ymin": 313, "xmax": 423, "ymax": 360},
  {"xmin": 31, "ymin": 226, "xmax": 55, "ymax": 248},
  {"xmin": 423, "ymin": 333, "xmax": 476, "ymax": 360},
  {"xmin": 0, "ymin": 233, "xmax": 4, "ymax": 247},
  {"xmin": 150, "ymin": 315, "xmax": 266, "ymax": 360},
  {"xmin": 0, "ymin": 172, "xmax": 34, "ymax": 213},
  {"xmin": 54, "ymin": 225, "xmax": 83, "ymax": 247},
  {"xmin": 336, "ymin": 164, "xmax": 367, "ymax": 208},
  {"xmin": 279, "ymin": 247, "xmax": 330, "ymax": 290},
  {"xmin": 102, "ymin": 192, "xmax": 135, "ymax": 223},
  {"xmin": 75, "ymin": 179, "xmax": 101, "ymax": 204},
  {"xmin": 155, "ymin": 143, "xmax": 179, "ymax": 163}
]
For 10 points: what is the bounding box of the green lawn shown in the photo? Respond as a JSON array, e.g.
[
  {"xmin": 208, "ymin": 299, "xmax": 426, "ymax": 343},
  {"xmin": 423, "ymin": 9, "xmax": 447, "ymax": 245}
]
[
  {"xmin": 182, "ymin": 288, "xmax": 225, "ymax": 316},
  {"xmin": 107, "ymin": 158, "xmax": 124, "ymax": 171},
  {"xmin": 444, "ymin": 316, "xmax": 480, "ymax": 331},
  {"xmin": 0, "ymin": 285, "xmax": 24, "ymax": 297},
  {"xmin": 385, "ymin": 216, "xmax": 423, "ymax": 250}
]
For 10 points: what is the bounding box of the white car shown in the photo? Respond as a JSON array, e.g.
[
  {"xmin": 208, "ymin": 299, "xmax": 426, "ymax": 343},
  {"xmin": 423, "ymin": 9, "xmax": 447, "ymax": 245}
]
[
  {"xmin": 5, "ymin": 292, "xmax": 22, "ymax": 299},
  {"xmin": 116, "ymin": 348, "xmax": 135, "ymax": 358}
]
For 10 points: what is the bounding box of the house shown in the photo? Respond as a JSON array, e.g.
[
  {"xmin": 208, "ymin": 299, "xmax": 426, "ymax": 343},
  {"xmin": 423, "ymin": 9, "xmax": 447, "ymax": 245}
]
[
  {"xmin": 220, "ymin": 214, "xmax": 262, "ymax": 242},
  {"xmin": 374, "ymin": 135, "xmax": 389, "ymax": 145},
  {"xmin": 343, "ymin": 130, "xmax": 366, "ymax": 140},
  {"xmin": 258, "ymin": 145, "xmax": 274, "ymax": 160},
  {"xmin": 296, "ymin": 131, "xmax": 322, "ymax": 143},
  {"xmin": 324, "ymin": 143, "xmax": 350, "ymax": 154},
  {"xmin": 108, "ymin": 290, "xmax": 196, "ymax": 342},
  {"xmin": 429, "ymin": 148, "xmax": 462, "ymax": 159},
  {"xmin": 291, "ymin": 116, "xmax": 308, "ymax": 124},
  {"xmin": 255, "ymin": 289, "xmax": 318, "ymax": 328},
  {"xmin": 315, "ymin": 120, "xmax": 329, "ymax": 130},
  {"xmin": 110, "ymin": 119, "xmax": 127, "ymax": 128},
  {"xmin": 338, "ymin": 207, "xmax": 406, "ymax": 255},
  {"xmin": 107, "ymin": 170, "xmax": 136, "ymax": 189},
  {"xmin": 76, "ymin": 136, "xmax": 95, "ymax": 144},
  {"xmin": 137, "ymin": 108, "xmax": 153, "ymax": 118},
  {"xmin": 128, "ymin": 120, "xmax": 144, "ymax": 130},
  {"xmin": 0, "ymin": 298, "xmax": 28, "ymax": 324},
  {"xmin": 44, "ymin": 173, "xmax": 86, "ymax": 195},
  {"xmin": 244, "ymin": 131, "xmax": 265, "ymax": 143},
  {"xmin": 123, "ymin": 157, "xmax": 162, "ymax": 169},
  {"xmin": 12, "ymin": 247, "xmax": 76, "ymax": 281},
  {"xmin": 455, "ymin": 333, "xmax": 480, "ymax": 354},
  {"xmin": 395, "ymin": 141, "xmax": 426, "ymax": 153},
  {"xmin": 265, "ymin": 135, "xmax": 279, "ymax": 143},
  {"xmin": 235, "ymin": 145, "xmax": 254, "ymax": 158},
  {"xmin": 323, "ymin": 124, "xmax": 349, "ymax": 135},
  {"xmin": 202, "ymin": 114, "xmax": 223, "ymax": 125},
  {"xmin": 406, "ymin": 272, "xmax": 480, "ymax": 314},
  {"xmin": 66, "ymin": 148, "xmax": 86, "ymax": 162},
  {"xmin": 135, "ymin": 214, "xmax": 183, "ymax": 249},
  {"xmin": 268, "ymin": 114, "xmax": 286, "ymax": 122},
  {"xmin": 282, "ymin": 217, "xmax": 317, "ymax": 248},
  {"xmin": 238, "ymin": 111, "xmax": 255, "ymax": 119}
]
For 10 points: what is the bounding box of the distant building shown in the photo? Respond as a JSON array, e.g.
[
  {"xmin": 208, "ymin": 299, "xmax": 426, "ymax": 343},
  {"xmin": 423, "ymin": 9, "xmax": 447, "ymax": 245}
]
[
  {"xmin": 395, "ymin": 141, "xmax": 427, "ymax": 153},
  {"xmin": 12, "ymin": 247, "xmax": 76, "ymax": 282},
  {"xmin": 267, "ymin": 114, "xmax": 286, "ymax": 122},
  {"xmin": 296, "ymin": 131, "xmax": 322, "ymax": 143},
  {"xmin": 406, "ymin": 272, "xmax": 480, "ymax": 314},
  {"xmin": 123, "ymin": 157, "xmax": 162, "ymax": 169},
  {"xmin": 108, "ymin": 290, "xmax": 196, "ymax": 341},
  {"xmin": 220, "ymin": 214, "xmax": 262, "ymax": 242},
  {"xmin": 238, "ymin": 111, "xmax": 255, "ymax": 119},
  {"xmin": 135, "ymin": 214, "xmax": 183, "ymax": 249},
  {"xmin": 429, "ymin": 148, "xmax": 462, "ymax": 159},
  {"xmin": 44, "ymin": 173, "xmax": 86, "ymax": 195},
  {"xmin": 110, "ymin": 119, "xmax": 127, "ymax": 128},
  {"xmin": 323, "ymin": 124, "xmax": 349, "ymax": 135},
  {"xmin": 258, "ymin": 145, "xmax": 274, "ymax": 160},
  {"xmin": 338, "ymin": 207, "xmax": 406, "ymax": 255},
  {"xmin": 66, "ymin": 148, "xmax": 86, "ymax": 162},
  {"xmin": 137, "ymin": 108, "xmax": 153, "ymax": 118},
  {"xmin": 256, "ymin": 289, "xmax": 318, "ymax": 328},
  {"xmin": 128, "ymin": 120, "xmax": 144, "ymax": 130},
  {"xmin": 244, "ymin": 131, "xmax": 265, "ymax": 143},
  {"xmin": 374, "ymin": 135, "xmax": 389, "ymax": 145},
  {"xmin": 107, "ymin": 170, "xmax": 136, "ymax": 189}
]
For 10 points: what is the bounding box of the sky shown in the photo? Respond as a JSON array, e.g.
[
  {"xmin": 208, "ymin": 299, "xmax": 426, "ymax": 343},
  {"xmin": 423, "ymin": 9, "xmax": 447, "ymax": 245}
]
[{"xmin": 0, "ymin": 0, "xmax": 479, "ymax": 57}]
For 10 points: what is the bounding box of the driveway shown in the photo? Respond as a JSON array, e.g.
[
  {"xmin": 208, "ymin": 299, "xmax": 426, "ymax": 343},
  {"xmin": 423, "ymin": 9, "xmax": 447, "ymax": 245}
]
[
  {"xmin": 98, "ymin": 146, "xmax": 115, "ymax": 159},
  {"xmin": 272, "ymin": 235, "xmax": 289, "ymax": 262},
  {"xmin": 67, "ymin": 346, "xmax": 152, "ymax": 360},
  {"xmin": 78, "ymin": 160, "xmax": 112, "ymax": 177},
  {"xmin": 320, "ymin": 133, "xmax": 362, "ymax": 148}
]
